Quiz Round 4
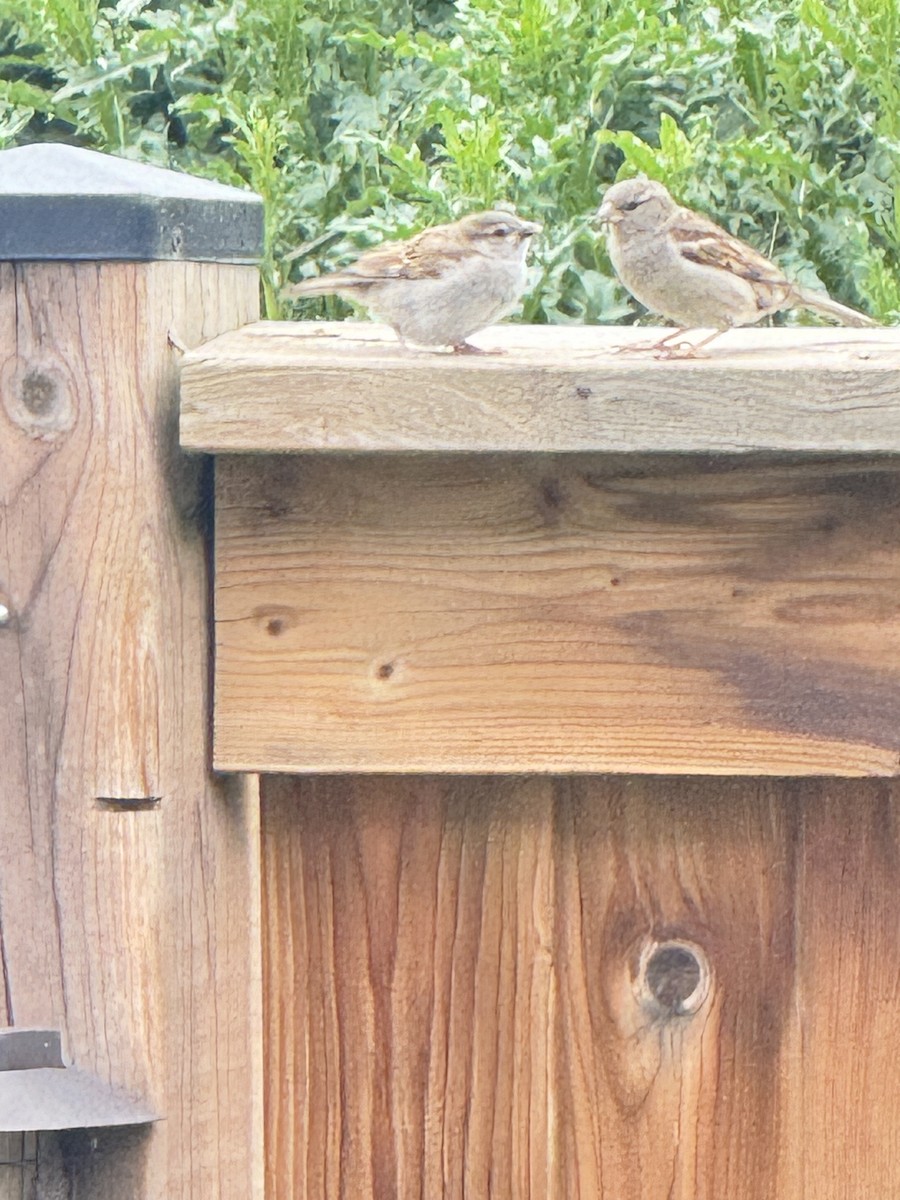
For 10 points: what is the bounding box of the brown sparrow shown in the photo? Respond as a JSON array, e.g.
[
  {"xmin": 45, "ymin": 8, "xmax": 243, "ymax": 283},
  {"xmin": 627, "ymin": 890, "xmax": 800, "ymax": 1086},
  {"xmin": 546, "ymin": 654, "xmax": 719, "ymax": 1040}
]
[
  {"xmin": 284, "ymin": 210, "xmax": 541, "ymax": 352},
  {"xmin": 597, "ymin": 177, "xmax": 876, "ymax": 357}
]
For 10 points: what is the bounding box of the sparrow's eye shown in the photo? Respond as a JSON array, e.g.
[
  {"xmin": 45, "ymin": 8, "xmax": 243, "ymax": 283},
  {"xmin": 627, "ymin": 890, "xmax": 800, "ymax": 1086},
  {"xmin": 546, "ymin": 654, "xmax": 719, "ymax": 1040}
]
[
  {"xmin": 620, "ymin": 198, "xmax": 646, "ymax": 212},
  {"xmin": 491, "ymin": 225, "xmax": 512, "ymax": 237}
]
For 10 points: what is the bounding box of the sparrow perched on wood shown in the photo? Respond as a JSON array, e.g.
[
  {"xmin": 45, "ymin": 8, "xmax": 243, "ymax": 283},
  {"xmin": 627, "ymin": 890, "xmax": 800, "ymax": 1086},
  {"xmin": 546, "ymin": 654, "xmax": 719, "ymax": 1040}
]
[
  {"xmin": 597, "ymin": 177, "xmax": 876, "ymax": 357},
  {"xmin": 284, "ymin": 210, "xmax": 541, "ymax": 352}
]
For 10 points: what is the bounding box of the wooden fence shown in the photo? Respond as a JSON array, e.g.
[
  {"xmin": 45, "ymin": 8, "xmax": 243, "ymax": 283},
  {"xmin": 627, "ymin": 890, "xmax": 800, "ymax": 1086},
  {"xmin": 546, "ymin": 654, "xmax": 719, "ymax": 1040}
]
[{"xmin": 4, "ymin": 144, "xmax": 900, "ymax": 1199}]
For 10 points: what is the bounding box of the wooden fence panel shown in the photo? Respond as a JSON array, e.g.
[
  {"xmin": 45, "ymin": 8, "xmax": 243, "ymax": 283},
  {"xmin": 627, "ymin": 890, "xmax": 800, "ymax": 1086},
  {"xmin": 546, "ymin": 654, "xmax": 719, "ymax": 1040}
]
[{"xmin": 261, "ymin": 775, "xmax": 900, "ymax": 1200}]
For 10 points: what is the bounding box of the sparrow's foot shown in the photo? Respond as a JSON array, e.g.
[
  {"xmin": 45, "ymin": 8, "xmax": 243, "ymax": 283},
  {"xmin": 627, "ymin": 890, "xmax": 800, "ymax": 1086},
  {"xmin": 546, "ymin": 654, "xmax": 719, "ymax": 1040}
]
[
  {"xmin": 652, "ymin": 329, "xmax": 726, "ymax": 359},
  {"xmin": 653, "ymin": 341, "xmax": 711, "ymax": 360},
  {"xmin": 452, "ymin": 341, "xmax": 506, "ymax": 356}
]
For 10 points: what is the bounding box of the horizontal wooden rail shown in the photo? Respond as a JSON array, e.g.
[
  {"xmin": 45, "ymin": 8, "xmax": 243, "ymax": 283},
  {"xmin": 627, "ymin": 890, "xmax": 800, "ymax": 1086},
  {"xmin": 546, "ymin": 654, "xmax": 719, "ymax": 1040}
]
[
  {"xmin": 180, "ymin": 318, "xmax": 900, "ymax": 776},
  {"xmin": 213, "ymin": 452, "xmax": 900, "ymax": 776},
  {"xmin": 180, "ymin": 321, "xmax": 900, "ymax": 454}
]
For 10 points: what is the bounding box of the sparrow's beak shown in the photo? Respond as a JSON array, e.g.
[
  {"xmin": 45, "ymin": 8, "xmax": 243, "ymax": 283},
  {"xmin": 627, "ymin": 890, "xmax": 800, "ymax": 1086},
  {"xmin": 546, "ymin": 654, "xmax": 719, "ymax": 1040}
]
[
  {"xmin": 520, "ymin": 221, "xmax": 542, "ymax": 240},
  {"xmin": 595, "ymin": 201, "xmax": 618, "ymax": 226}
]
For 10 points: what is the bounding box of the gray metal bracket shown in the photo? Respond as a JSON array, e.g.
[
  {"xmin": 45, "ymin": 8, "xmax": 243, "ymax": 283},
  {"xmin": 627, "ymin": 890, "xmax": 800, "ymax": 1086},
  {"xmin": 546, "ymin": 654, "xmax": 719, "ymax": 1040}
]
[{"xmin": 0, "ymin": 1029, "xmax": 158, "ymax": 1132}]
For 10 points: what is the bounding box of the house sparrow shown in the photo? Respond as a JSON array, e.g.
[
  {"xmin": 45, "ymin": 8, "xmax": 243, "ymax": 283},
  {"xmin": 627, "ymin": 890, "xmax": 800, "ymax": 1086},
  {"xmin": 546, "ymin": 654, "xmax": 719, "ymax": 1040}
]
[
  {"xmin": 597, "ymin": 177, "xmax": 876, "ymax": 357},
  {"xmin": 284, "ymin": 210, "xmax": 541, "ymax": 353}
]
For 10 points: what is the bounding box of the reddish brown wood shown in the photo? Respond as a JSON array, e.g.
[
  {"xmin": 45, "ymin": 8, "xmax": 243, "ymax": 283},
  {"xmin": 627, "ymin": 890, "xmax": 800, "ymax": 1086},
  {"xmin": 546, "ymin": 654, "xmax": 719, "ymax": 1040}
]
[{"xmin": 261, "ymin": 775, "xmax": 900, "ymax": 1200}]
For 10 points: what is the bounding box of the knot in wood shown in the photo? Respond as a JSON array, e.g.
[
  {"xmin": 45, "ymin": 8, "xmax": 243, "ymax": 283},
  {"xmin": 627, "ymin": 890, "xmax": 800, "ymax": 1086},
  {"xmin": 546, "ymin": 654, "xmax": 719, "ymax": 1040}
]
[
  {"xmin": 4, "ymin": 361, "xmax": 74, "ymax": 439},
  {"xmin": 22, "ymin": 370, "xmax": 57, "ymax": 416},
  {"xmin": 637, "ymin": 938, "xmax": 710, "ymax": 1018}
]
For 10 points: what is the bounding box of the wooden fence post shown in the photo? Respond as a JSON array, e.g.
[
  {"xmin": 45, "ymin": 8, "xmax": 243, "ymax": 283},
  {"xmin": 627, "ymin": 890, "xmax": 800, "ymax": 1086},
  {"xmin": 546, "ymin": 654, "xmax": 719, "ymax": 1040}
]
[{"xmin": 0, "ymin": 143, "xmax": 263, "ymax": 1198}]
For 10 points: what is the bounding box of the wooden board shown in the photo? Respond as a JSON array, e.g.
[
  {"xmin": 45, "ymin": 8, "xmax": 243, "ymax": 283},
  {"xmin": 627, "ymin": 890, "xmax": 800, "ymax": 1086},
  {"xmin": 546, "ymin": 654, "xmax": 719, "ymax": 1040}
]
[
  {"xmin": 261, "ymin": 774, "xmax": 900, "ymax": 1200},
  {"xmin": 0, "ymin": 262, "xmax": 262, "ymax": 1199},
  {"xmin": 215, "ymin": 452, "xmax": 900, "ymax": 775},
  {"xmin": 0, "ymin": 1133, "xmax": 36, "ymax": 1200},
  {"xmin": 179, "ymin": 321, "xmax": 900, "ymax": 454}
]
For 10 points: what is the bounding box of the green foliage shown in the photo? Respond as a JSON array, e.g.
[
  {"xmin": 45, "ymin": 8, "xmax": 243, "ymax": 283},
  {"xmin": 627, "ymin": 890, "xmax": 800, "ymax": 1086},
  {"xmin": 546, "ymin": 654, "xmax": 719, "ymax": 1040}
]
[{"xmin": 1, "ymin": 0, "xmax": 898, "ymax": 324}]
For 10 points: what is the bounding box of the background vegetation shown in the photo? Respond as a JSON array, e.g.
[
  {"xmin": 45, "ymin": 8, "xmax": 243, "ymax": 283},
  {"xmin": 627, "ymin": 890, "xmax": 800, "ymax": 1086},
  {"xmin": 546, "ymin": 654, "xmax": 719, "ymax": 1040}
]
[{"xmin": 2, "ymin": 0, "xmax": 898, "ymax": 325}]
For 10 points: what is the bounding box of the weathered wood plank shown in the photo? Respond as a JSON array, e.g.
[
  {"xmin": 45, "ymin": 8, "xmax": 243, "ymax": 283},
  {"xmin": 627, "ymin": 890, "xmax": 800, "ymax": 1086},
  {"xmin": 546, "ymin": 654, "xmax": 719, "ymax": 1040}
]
[
  {"xmin": 0, "ymin": 1133, "xmax": 36, "ymax": 1200},
  {"xmin": 0, "ymin": 262, "xmax": 262, "ymax": 1198},
  {"xmin": 262, "ymin": 775, "xmax": 900, "ymax": 1199},
  {"xmin": 779, "ymin": 781, "xmax": 900, "ymax": 1196},
  {"xmin": 215, "ymin": 452, "xmax": 900, "ymax": 775},
  {"xmin": 180, "ymin": 321, "xmax": 900, "ymax": 453}
]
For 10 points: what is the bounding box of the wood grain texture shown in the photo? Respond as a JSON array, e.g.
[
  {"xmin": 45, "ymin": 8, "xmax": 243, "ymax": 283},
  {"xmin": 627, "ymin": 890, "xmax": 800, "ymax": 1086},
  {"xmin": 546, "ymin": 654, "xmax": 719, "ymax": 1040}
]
[
  {"xmin": 779, "ymin": 781, "xmax": 900, "ymax": 1194},
  {"xmin": 215, "ymin": 452, "xmax": 900, "ymax": 775},
  {"xmin": 179, "ymin": 321, "xmax": 900, "ymax": 453},
  {"xmin": 262, "ymin": 775, "xmax": 900, "ymax": 1200},
  {"xmin": 0, "ymin": 1133, "xmax": 35, "ymax": 1200},
  {"xmin": 0, "ymin": 262, "xmax": 262, "ymax": 1198}
]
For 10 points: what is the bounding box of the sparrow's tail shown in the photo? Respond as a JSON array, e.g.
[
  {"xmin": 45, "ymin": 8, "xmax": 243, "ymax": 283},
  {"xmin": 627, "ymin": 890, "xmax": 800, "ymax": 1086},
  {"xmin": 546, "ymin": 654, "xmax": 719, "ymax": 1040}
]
[
  {"xmin": 282, "ymin": 272, "xmax": 369, "ymax": 300},
  {"xmin": 794, "ymin": 287, "xmax": 878, "ymax": 328}
]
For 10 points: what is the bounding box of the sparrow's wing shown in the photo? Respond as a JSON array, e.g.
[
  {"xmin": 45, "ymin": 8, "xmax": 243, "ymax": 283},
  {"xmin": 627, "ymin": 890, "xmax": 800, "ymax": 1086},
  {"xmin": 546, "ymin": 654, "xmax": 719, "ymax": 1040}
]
[
  {"xmin": 283, "ymin": 243, "xmax": 414, "ymax": 296},
  {"xmin": 670, "ymin": 210, "xmax": 793, "ymax": 308},
  {"xmin": 337, "ymin": 243, "xmax": 417, "ymax": 281},
  {"xmin": 340, "ymin": 223, "xmax": 470, "ymax": 283},
  {"xmin": 285, "ymin": 223, "xmax": 471, "ymax": 298}
]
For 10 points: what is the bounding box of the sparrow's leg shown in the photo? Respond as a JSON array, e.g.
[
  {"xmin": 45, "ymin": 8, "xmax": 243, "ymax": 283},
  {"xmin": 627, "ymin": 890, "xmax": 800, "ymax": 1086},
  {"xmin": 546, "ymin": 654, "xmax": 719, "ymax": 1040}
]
[
  {"xmin": 452, "ymin": 341, "xmax": 507, "ymax": 356},
  {"xmin": 612, "ymin": 327, "xmax": 687, "ymax": 355}
]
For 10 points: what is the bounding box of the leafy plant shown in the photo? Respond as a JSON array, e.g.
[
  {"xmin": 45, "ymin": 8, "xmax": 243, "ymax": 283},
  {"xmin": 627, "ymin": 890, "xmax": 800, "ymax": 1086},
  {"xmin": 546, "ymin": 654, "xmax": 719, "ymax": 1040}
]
[{"xmin": 1, "ymin": 0, "xmax": 897, "ymax": 323}]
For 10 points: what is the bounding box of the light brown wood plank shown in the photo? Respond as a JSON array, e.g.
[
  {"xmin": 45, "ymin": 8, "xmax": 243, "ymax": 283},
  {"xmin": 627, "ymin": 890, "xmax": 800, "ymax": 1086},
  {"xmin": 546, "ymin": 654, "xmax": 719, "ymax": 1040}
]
[
  {"xmin": 0, "ymin": 262, "xmax": 262, "ymax": 1198},
  {"xmin": 779, "ymin": 780, "xmax": 900, "ymax": 1196},
  {"xmin": 215, "ymin": 453, "xmax": 900, "ymax": 775},
  {"xmin": 180, "ymin": 321, "xmax": 900, "ymax": 453},
  {"xmin": 263, "ymin": 777, "xmax": 559, "ymax": 1200},
  {"xmin": 263, "ymin": 776, "xmax": 900, "ymax": 1199},
  {"xmin": 554, "ymin": 777, "xmax": 794, "ymax": 1200}
]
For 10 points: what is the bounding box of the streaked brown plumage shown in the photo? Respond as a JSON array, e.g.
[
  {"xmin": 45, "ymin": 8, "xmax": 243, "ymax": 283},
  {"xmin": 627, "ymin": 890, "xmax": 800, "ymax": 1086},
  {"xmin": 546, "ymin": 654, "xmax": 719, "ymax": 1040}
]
[
  {"xmin": 285, "ymin": 210, "xmax": 541, "ymax": 352},
  {"xmin": 597, "ymin": 178, "xmax": 876, "ymax": 357}
]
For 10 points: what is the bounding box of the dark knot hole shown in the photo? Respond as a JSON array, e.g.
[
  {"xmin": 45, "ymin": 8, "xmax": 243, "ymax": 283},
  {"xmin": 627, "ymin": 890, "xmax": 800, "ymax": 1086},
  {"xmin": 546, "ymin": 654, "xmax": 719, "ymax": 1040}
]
[{"xmin": 640, "ymin": 940, "xmax": 709, "ymax": 1017}]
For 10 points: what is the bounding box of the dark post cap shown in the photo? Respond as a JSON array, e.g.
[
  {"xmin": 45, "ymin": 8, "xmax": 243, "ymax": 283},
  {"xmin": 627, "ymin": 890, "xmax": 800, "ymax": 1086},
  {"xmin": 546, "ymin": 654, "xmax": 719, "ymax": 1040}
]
[{"xmin": 0, "ymin": 142, "xmax": 264, "ymax": 263}]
